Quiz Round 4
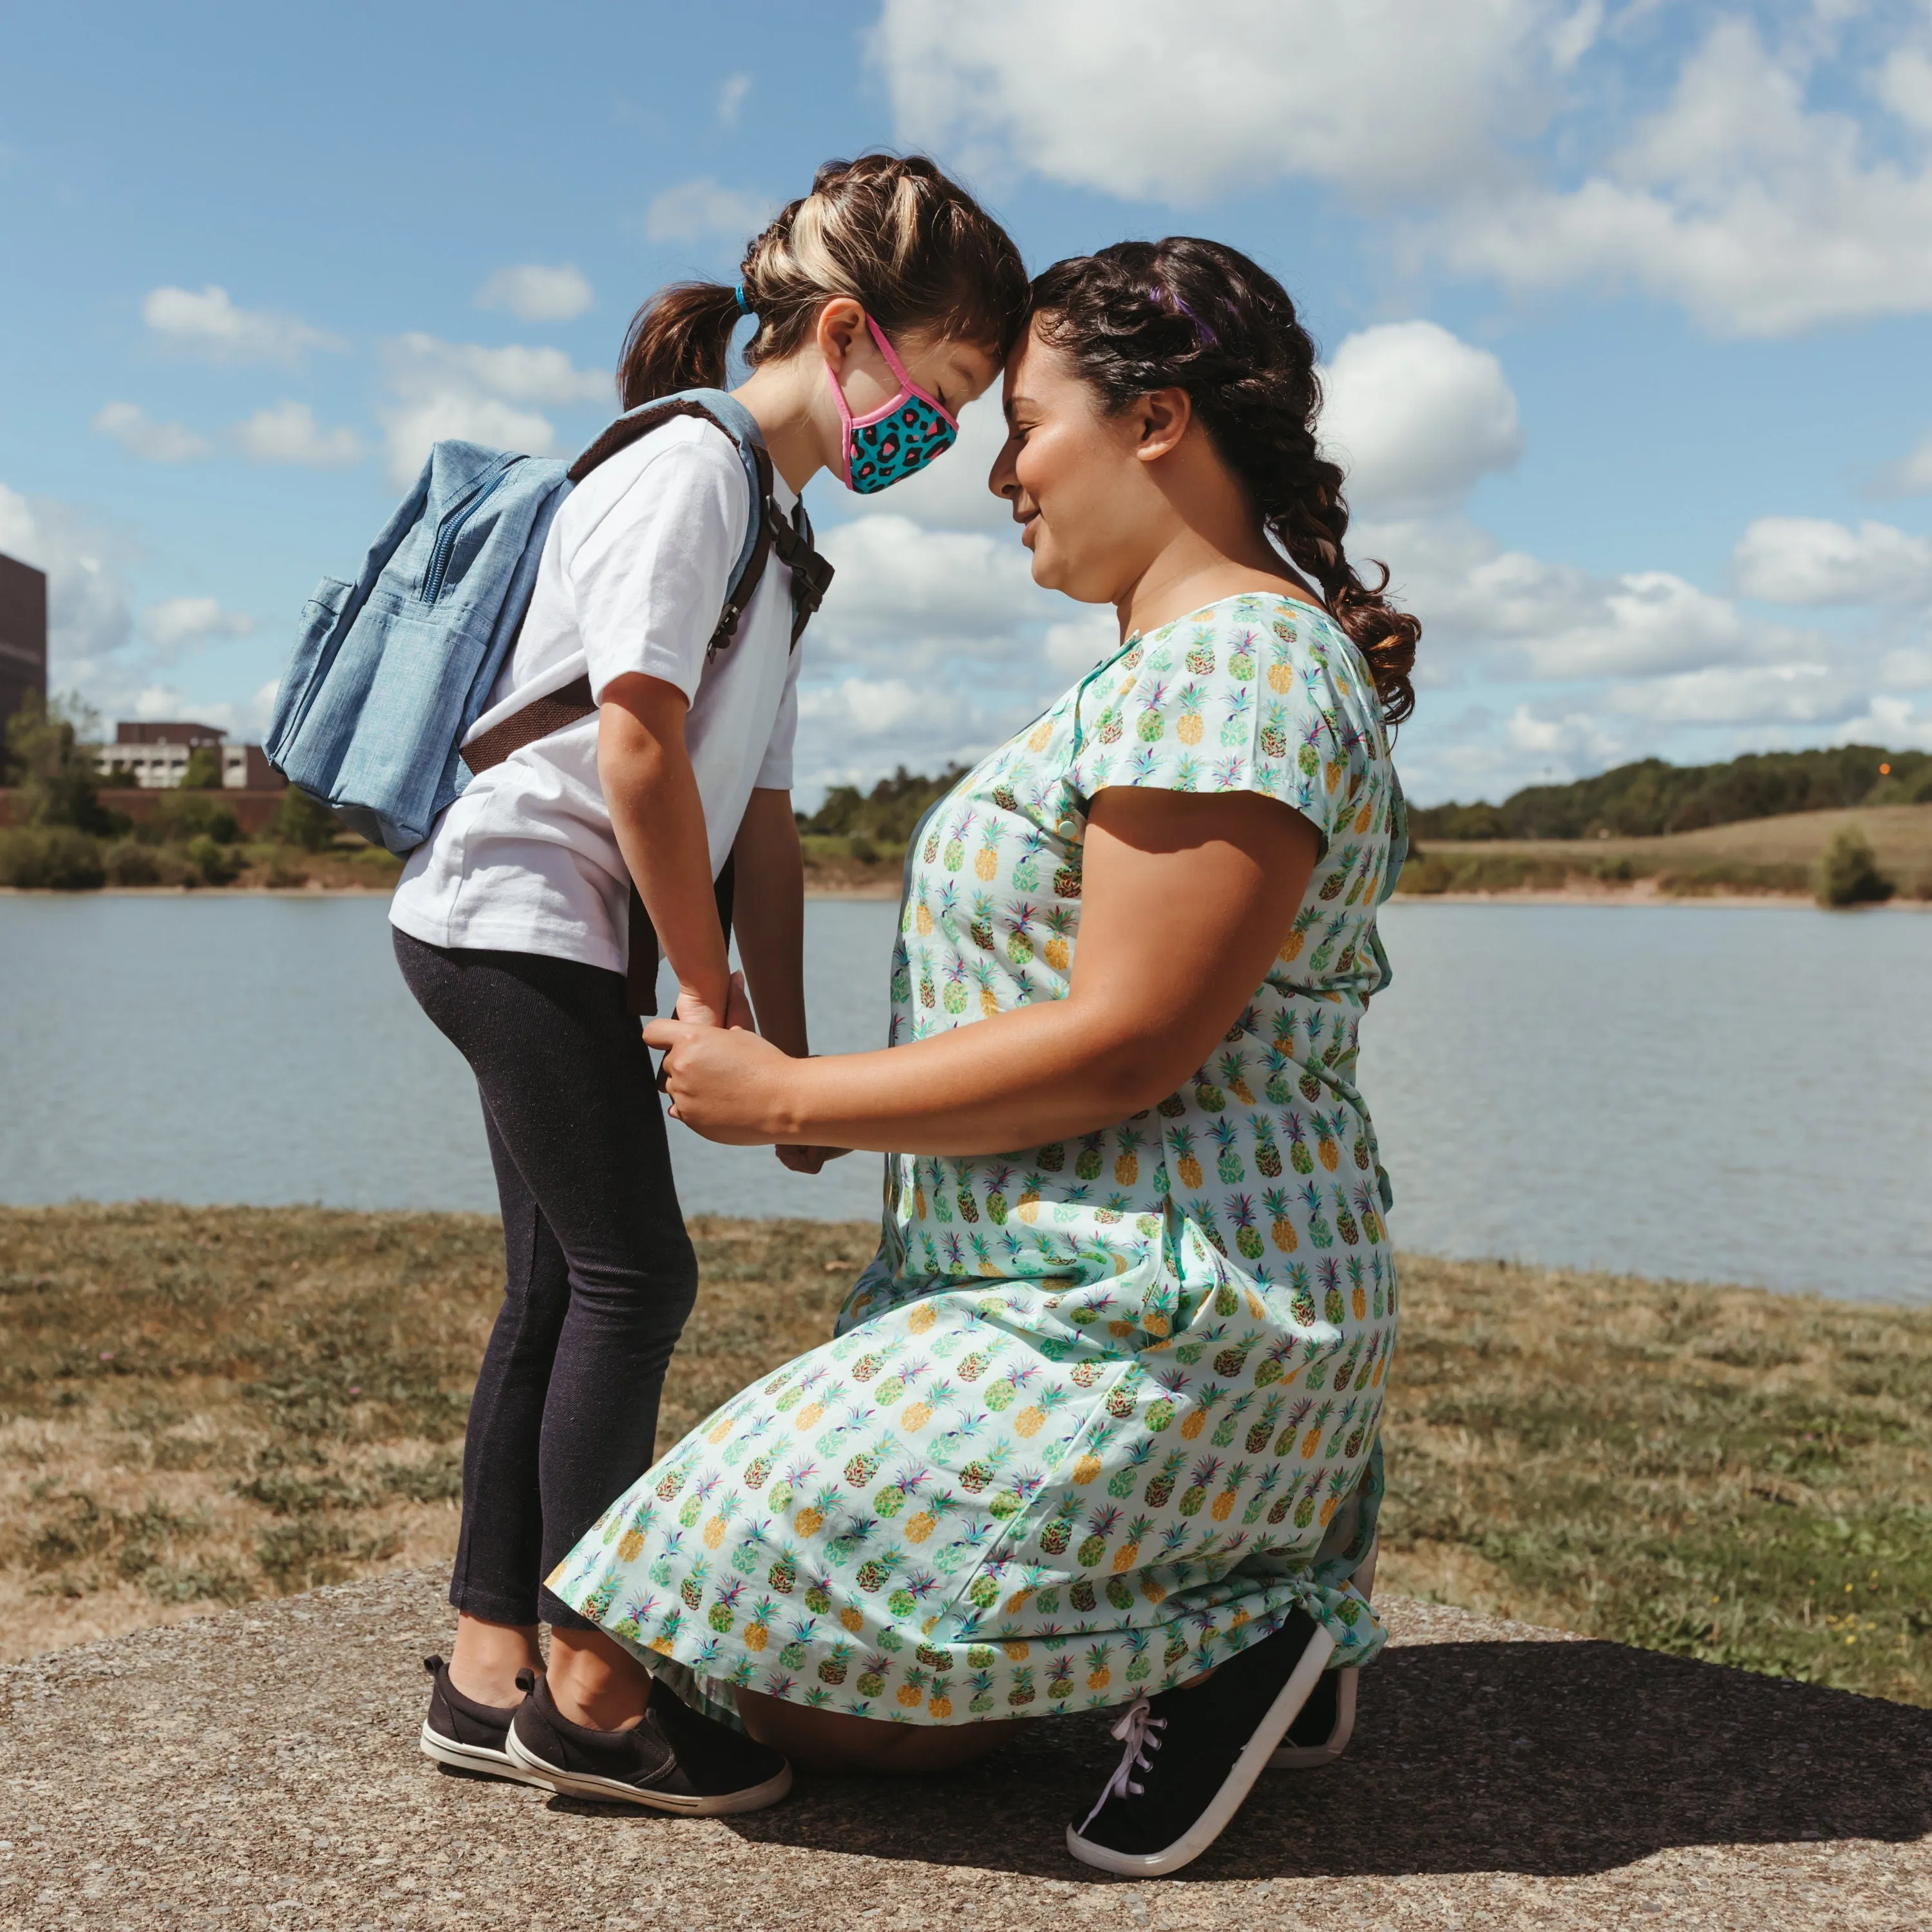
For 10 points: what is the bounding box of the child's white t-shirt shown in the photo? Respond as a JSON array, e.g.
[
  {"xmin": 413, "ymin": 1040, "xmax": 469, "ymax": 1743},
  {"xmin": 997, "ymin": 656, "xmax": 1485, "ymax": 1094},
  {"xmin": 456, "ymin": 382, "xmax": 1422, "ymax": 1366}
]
[{"xmin": 388, "ymin": 413, "xmax": 804, "ymax": 976}]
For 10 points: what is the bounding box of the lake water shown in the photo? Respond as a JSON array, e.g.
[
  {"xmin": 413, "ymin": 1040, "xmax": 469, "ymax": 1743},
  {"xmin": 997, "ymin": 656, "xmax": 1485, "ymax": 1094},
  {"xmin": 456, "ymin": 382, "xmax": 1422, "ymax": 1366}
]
[{"xmin": 1, "ymin": 895, "xmax": 1926, "ymax": 1305}]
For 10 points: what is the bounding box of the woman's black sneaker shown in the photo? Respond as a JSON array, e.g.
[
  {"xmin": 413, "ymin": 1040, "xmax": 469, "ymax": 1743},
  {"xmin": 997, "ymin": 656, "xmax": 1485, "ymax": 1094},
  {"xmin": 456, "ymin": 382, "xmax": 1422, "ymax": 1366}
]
[
  {"xmin": 504, "ymin": 1669, "xmax": 793, "ymax": 1814},
  {"xmin": 418, "ymin": 1654, "xmax": 549, "ymax": 1785},
  {"xmin": 1067, "ymin": 1610, "xmax": 1336, "ymax": 1877}
]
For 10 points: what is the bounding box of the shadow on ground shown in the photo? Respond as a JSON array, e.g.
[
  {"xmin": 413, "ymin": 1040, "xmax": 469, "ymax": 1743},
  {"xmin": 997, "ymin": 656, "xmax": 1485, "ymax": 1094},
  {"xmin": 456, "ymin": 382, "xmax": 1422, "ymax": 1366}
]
[{"xmin": 717, "ymin": 1639, "xmax": 1932, "ymax": 1880}]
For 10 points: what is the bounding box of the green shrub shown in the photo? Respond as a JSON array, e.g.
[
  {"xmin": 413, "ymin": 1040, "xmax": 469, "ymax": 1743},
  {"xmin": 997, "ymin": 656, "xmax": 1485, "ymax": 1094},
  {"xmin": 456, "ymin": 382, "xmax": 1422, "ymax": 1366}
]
[
  {"xmin": 848, "ymin": 833, "xmax": 879, "ymax": 865},
  {"xmin": 272, "ymin": 786, "xmax": 343, "ymax": 852},
  {"xmin": 151, "ymin": 791, "xmax": 240, "ymax": 844},
  {"xmin": 265, "ymin": 859, "xmax": 310, "ymax": 889},
  {"xmin": 3, "ymin": 692, "xmax": 128, "ymax": 835},
  {"xmin": 1816, "ymin": 826, "xmax": 1895, "ymax": 907},
  {"xmin": 0, "ymin": 826, "xmax": 107, "ymax": 889},
  {"xmin": 103, "ymin": 840, "xmax": 162, "ymax": 886},
  {"xmin": 178, "ymin": 746, "xmax": 225, "ymax": 790},
  {"xmin": 184, "ymin": 835, "xmax": 241, "ymax": 886}
]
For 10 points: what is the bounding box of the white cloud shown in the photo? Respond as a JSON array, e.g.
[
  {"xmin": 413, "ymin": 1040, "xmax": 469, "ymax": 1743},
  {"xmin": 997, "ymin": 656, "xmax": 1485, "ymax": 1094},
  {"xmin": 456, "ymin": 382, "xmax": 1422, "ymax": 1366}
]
[
  {"xmin": 643, "ymin": 177, "xmax": 773, "ymax": 243},
  {"xmin": 142, "ymin": 285, "xmax": 344, "ymax": 364},
  {"xmin": 1045, "ymin": 610, "xmax": 1119, "ymax": 674},
  {"xmin": 477, "ymin": 263, "xmax": 594, "ymax": 323},
  {"xmin": 0, "ymin": 483, "xmax": 134, "ymax": 682},
  {"xmin": 144, "ymin": 596, "xmax": 255, "ymax": 659},
  {"xmin": 1605, "ymin": 661, "xmax": 1846, "ymax": 726},
  {"xmin": 1733, "ymin": 517, "xmax": 1932, "ymax": 607},
  {"xmin": 1320, "ymin": 322, "xmax": 1523, "ymax": 515},
  {"xmin": 232, "ymin": 399, "xmax": 365, "ymax": 468},
  {"xmin": 1878, "ymin": 45, "xmax": 1932, "ymax": 135},
  {"xmin": 1874, "ymin": 427, "xmax": 1932, "ymax": 497},
  {"xmin": 1836, "ymin": 692, "xmax": 1932, "ymax": 752},
  {"xmin": 1359, "ymin": 513, "xmax": 1819, "ymax": 680},
  {"xmin": 1432, "ymin": 18, "xmax": 1932, "ymax": 336},
  {"xmin": 717, "ymin": 73, "xmax": 752, "ymax": 126},
  {"xmin": 377, "ymin": 334, "xmax": 611, "ymax": 487},
  {"xmin": 800, "ymin": 677, "xmax": 924, "ymax": 737},
  {"xmin": 91, "ymin": 401, "xmax": 209, "ymax": 463},
  {"xmin": 1502, "ymin": 702, "xmax": 1625, "ymax": 764},
  {"xmin": 813, "ymin": 515, "xmax": 1043, "ymax": 659},
  {"xmin": 876, "ymin": 0, "xmax": 1564, "ymax": 202}
]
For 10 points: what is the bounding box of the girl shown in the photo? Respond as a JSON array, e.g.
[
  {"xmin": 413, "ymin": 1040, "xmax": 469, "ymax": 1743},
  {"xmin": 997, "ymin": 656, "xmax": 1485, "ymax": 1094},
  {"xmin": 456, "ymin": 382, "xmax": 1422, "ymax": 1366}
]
[
  {"xmin": 396, "ymin": 154, "xmax": 1027, "ymax": 1814},
  {"xmin": 550, "ymin": 235, "xmax": 1419, "ymax": 1872}
]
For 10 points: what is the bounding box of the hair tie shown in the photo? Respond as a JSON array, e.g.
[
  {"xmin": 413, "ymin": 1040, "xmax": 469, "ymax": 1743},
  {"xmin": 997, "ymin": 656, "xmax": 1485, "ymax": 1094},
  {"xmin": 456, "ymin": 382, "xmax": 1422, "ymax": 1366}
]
[{"xmin": 733, "ymin": 283, "xmax": 753, "ymax": 317}]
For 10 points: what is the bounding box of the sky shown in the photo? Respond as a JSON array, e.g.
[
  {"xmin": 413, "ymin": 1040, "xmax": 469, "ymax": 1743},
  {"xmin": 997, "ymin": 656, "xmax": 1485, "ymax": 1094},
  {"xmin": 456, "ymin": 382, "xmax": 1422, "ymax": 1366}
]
[{"xmin": 3, "ymin": 0, "xmax": 1931, "ymax": 808}]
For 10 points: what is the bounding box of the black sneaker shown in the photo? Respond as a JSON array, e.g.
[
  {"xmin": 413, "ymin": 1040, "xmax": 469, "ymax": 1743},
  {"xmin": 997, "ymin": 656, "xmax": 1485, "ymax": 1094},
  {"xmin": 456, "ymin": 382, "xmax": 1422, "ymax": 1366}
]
[
  {"xmin": 418, "ymin": 1654, "xmax": 549, "ymax": 1785},
  {"xmin": 504, "ymin": 1669, "xmax": 793, "ymax": 1814},
  {"xmin": 1269, "ymin": 1663, "xmax": 1357, "ymax": 1768},
  {"xmin": 1067, "ymin": 1609, "xmax": 1336, "ymax": 1877}
]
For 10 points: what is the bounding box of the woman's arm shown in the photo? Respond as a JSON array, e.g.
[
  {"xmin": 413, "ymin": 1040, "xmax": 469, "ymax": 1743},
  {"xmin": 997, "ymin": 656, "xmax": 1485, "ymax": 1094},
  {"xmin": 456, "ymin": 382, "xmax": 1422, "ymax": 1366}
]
[
  {"xmin": 729, "ymin": 787, "xmax": 809, "ymax": 1057},
  {"xmin": 646, "ymin": 788, "xmax": 1320, "ymax": 1156},
  {"xmin": 598, "ymin": 672, "xmax": 732, "ymax": 1027}
]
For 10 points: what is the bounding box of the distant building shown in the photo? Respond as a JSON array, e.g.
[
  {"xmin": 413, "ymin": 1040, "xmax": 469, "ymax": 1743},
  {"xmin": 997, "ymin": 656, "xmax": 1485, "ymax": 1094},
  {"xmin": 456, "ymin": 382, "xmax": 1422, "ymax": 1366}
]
[
  {"xmin": 97, "ymin": 721, "xmax": 286, "ymax": 791},
  {"xmin": 0, "ymin": 552, "xmax": 49, "ymax": 742}
]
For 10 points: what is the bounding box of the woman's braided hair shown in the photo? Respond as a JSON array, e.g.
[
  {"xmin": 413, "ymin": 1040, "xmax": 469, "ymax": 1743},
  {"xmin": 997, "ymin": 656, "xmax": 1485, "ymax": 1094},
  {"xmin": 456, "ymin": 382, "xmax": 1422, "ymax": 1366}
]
[
  {"xmin": 619, "ymin": 154, "xmax": 1028, "ymax": 408},
  {"xmin": 1028, "ymin": 238, "xmax": 1421, "ymax": 724}
]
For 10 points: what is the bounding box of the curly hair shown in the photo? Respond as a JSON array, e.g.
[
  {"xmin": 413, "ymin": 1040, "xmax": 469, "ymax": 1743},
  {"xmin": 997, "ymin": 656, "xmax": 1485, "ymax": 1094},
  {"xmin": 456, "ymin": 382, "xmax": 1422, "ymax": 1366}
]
[
  {"xmin": 1027, "ymin": 238, "xmax": 1421, "ymax": 725},
  {"xmin": 619, "ymin": 154, "xmax": 1029, "ymax": 409}
]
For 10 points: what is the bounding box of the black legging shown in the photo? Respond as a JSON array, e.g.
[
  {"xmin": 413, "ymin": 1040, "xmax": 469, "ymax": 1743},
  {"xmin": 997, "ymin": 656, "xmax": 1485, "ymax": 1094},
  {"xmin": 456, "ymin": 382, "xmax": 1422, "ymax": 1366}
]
[{"xmin": 393, "ymin": 927, "xmax": 697, "ymax": 1630}]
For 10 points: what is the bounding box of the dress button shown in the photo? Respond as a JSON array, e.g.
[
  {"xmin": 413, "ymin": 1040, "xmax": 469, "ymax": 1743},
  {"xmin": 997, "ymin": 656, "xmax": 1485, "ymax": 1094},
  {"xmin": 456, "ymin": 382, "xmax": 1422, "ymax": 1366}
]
[{"xmin": 1056, "ymin": 818, "xmax": 1079, "ymax": 838}]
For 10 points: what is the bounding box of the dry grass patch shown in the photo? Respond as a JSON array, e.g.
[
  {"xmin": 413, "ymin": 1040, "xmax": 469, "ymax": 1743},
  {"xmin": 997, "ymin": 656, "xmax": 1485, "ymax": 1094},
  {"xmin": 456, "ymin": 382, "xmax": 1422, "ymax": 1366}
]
[
  {"xmin": 1380, "ymin": 1256, "xmax": 1932, "ymax": 1705},
  {"xmin": 3, "ymin": 1209, "xmax": 1927, "ymax": 1706},
  {"xmin": 0, "ymin": 1205, "xmax": 866, "ymax": 1665},
  {"xmin": 1400, "ymin": 802, "xmax": 1932, "ymax": 898}
]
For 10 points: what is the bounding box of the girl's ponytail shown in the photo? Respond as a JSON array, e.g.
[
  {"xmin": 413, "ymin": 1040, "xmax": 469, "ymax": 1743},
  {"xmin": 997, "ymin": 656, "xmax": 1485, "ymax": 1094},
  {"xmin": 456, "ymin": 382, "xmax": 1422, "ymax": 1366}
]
[
  {"xmin": 618, "ymin": 281, "xmax": 744, "ymax": 410},
  {"xmin": 616, "ymin": 155, "xmax": 1027, "ymax": 412}
]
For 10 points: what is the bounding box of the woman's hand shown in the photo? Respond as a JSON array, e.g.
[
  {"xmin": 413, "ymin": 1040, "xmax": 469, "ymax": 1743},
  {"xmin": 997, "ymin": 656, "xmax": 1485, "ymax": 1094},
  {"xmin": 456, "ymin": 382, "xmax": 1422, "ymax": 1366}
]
[{"xmin": 644, "ymin": 1014, "xmax": 799, "ymax": 1144}]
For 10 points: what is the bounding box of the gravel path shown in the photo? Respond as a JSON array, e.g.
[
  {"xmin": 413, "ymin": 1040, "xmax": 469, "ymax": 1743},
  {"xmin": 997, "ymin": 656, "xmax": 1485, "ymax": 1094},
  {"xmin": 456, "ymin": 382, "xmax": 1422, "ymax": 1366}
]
[{"xmin": 3, "ymin": 1570, "xmax": 1927, "ymax": 1930}]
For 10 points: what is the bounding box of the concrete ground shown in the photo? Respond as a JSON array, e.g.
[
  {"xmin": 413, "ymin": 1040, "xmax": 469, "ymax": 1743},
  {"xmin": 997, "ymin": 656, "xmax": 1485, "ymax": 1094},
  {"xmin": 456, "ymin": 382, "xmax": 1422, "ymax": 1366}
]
[{"xmin": 2, "ymin": 1570, "xmax": 1927, "ymax": 1931}]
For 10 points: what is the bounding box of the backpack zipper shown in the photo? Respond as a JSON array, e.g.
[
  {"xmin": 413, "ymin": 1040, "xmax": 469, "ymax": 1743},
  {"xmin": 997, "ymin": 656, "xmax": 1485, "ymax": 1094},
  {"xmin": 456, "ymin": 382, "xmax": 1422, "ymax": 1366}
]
[{"xmin": 422, "ymin": 460, "xmax": 518, "ymax": 604}]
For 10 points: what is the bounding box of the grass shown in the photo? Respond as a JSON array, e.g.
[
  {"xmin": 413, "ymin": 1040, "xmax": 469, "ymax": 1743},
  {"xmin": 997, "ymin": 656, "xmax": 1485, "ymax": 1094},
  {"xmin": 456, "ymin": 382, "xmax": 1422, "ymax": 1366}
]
[
  {"xmin": 1399, "ymin": 802, "xmax": 1932, "ymax": 900},
  {"xmin": 1, "ymin": 1208, "xmax": 1926, "ymax": 1706}
]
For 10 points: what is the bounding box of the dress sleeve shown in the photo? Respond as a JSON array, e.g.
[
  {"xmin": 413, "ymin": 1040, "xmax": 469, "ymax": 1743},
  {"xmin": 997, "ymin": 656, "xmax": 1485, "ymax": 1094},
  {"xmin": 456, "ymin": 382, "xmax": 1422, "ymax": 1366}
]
[{"xmin": 1067, "ymin": 599, "xmax": 1349, "ymax": 851}]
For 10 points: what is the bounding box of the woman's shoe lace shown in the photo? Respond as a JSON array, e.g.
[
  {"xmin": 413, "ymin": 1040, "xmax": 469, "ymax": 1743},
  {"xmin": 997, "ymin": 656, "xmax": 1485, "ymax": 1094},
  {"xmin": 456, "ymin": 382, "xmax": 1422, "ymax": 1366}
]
[{"xmin": 1080, "ymin": 1697, "xmax": 1168, "ymax": 1832}]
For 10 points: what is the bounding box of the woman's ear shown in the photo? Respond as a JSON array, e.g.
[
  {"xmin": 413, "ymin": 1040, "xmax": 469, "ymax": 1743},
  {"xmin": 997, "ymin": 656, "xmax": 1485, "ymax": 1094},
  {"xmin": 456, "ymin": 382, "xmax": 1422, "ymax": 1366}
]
[
  {"xmin": 815, "ymin": 297, "xmax": 867, "ymax": 374},
  {"xmin": 1133, "ymin": 387, "xmax": 1193, "ymax": 464}
]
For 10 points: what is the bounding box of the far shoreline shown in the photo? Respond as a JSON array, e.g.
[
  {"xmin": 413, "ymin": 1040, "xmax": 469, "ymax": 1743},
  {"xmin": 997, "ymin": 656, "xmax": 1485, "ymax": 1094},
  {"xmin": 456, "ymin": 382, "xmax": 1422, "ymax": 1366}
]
[{"xmin": 6, "ymin": 882, "xmax": 1927, "ymax": 909}]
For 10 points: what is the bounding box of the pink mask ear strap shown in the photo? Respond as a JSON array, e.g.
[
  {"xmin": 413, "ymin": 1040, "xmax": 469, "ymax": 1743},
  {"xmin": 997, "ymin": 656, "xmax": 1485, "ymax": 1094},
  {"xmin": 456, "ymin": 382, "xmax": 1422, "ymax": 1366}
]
[
  {"xmin": 866, "ymin": 315, "xmax": 918, "ymax": 390},
  {"xmin": 866, "ymin": 316, "xmax": 958, "ymax": 428}
]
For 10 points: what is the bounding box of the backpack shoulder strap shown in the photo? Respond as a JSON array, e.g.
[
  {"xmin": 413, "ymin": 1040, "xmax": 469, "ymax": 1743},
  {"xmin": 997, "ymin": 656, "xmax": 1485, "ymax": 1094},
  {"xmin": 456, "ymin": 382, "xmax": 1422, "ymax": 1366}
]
[{"xmin": 569, "ymin": 391, "xmax": 773, "ymax": 659}]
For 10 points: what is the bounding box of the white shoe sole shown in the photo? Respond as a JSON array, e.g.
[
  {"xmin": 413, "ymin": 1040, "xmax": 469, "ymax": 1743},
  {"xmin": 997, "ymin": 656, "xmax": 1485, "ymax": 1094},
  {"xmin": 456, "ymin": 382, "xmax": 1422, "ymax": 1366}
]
[
  {"xmin": 1268, "ymin": 1665, "xmax": 1357, "ymax": 1768},
  {"xmin": 504, "ymin": 1725, "xmax": 793, "ymax": 1815},
  {"xmin": 418, "ymin": 1721, "xmax": 553, "ymax": 1787},
  {"xmin": 1065, "ymin": 1622, "xmax": 1337, "ymax": 1879}
]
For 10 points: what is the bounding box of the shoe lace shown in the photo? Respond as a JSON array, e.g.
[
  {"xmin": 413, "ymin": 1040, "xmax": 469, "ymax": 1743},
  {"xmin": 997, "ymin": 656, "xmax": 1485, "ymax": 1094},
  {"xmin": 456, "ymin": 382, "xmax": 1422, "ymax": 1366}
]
[{"xmin": 1080, "ymin": 1697, "xmax": 1168, "ymax": 1832}]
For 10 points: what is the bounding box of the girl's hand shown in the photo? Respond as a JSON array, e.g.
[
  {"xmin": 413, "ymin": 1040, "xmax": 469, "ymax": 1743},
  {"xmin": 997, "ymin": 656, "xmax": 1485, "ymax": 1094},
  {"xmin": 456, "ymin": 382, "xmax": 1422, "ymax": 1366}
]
[
  {"xmin": 775, "ymin": 1144, "xmax": 851, "ymax": 1175},
  {"xmin": 643, "ymin": 1014, "xmax": 797, "ymax": 1144},
  {"xmin": 672, "ymin": 969, "xmax": 754, "ymax": 1032}
]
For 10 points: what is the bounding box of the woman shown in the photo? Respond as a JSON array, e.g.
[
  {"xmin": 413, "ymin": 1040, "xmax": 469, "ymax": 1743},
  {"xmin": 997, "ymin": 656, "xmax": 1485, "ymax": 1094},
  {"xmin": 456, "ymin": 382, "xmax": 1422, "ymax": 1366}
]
[
  {"xmin": 396, "ymin": 155, "xmax": 1028, "ymax": 1814},
  {"xmin": 549, "ymin": 237, "xmax": 1419, "ymax": 1875}
]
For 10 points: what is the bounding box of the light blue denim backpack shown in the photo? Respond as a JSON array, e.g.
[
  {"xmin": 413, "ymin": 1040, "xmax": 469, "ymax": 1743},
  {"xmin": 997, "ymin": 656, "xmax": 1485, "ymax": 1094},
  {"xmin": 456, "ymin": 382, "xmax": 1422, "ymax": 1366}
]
[{"xmin": 266, "ymin": 390, "xmax": 831, "ymax": 855}]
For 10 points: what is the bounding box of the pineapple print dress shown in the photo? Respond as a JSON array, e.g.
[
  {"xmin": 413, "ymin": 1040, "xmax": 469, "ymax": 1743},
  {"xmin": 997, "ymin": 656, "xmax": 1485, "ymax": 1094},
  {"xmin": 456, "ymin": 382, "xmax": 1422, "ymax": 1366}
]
[{"xmin": 551, "ymin": 592, "xmax": 1406, "ymax": 1726}]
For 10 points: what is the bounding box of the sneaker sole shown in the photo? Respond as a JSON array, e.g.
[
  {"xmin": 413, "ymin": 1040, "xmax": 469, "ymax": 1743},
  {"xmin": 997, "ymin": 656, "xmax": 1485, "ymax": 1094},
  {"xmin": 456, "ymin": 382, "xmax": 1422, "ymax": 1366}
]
[
  {"xmin": 1267, "ymin": 1665, "xmax": 1357, "ymax": 1769},
  {"xmin": 503, "ymin": 1727, "xmax": 793, "ymax": 1815},
  {"xmin": 418, "ymin": 1721, "xmax": 553, "ymax": 1788},
  {"xmin": 1065, "ymin": 1621, "xmax": 1337, "ymax": 1879}
]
